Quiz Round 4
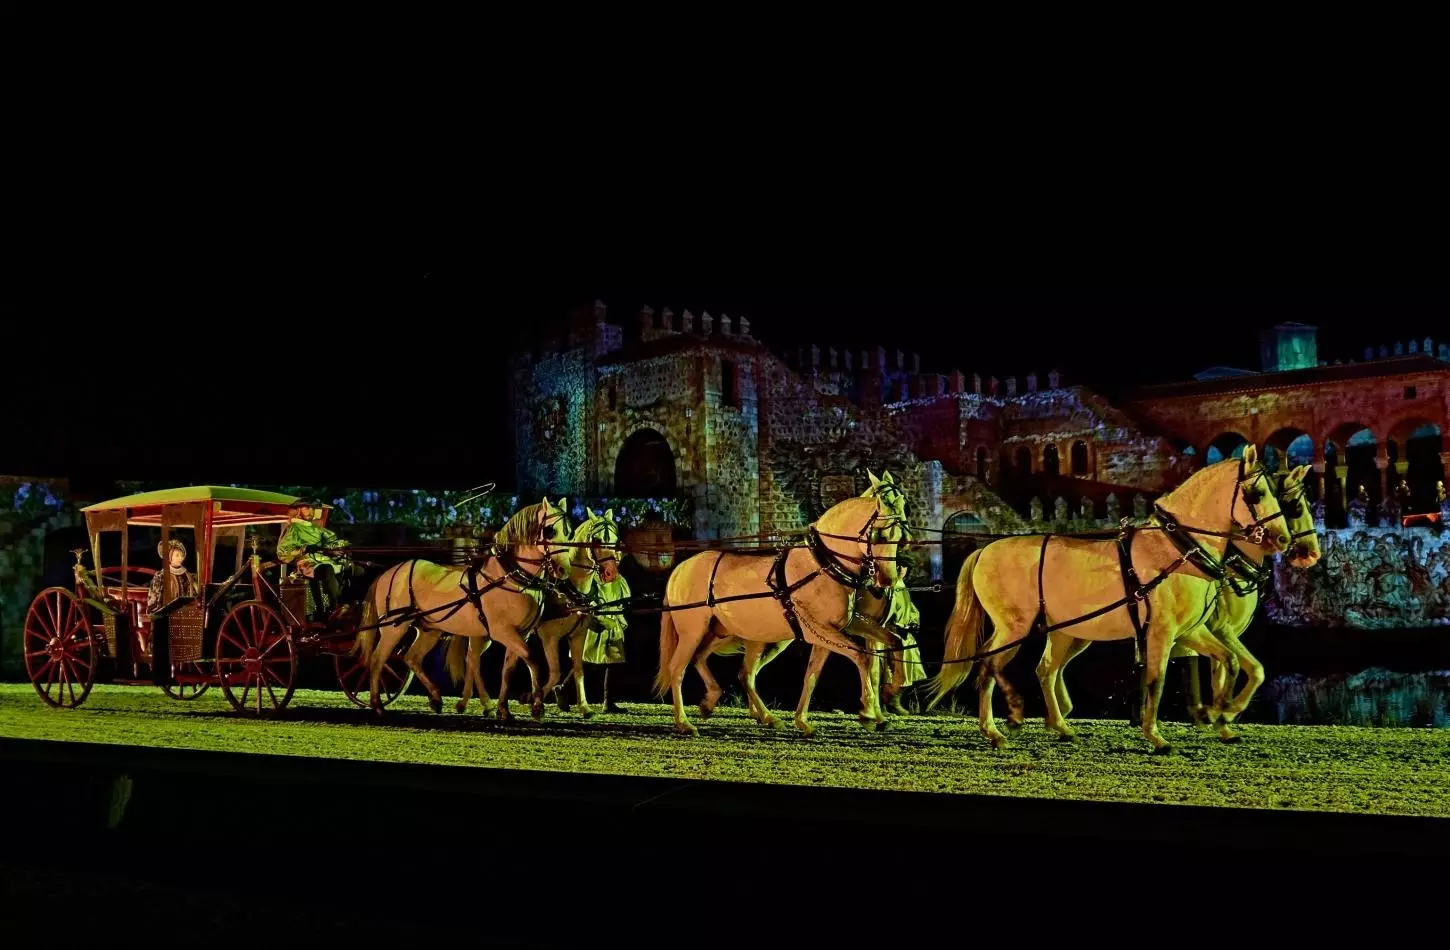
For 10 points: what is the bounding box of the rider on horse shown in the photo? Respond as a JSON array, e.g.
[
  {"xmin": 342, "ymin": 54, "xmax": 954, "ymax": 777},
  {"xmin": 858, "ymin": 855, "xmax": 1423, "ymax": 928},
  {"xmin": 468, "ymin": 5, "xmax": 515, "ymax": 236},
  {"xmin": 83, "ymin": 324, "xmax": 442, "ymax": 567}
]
[{"xmin": 277, "ymin": 497, "xmax": 352, "ymax": 620}]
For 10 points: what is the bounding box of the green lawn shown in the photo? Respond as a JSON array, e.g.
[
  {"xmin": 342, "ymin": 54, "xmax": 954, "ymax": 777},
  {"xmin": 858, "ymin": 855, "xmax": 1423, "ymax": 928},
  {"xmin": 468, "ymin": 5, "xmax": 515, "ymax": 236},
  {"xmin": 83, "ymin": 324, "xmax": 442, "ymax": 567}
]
[{"xmin": 2, "ymin": 683, "xmax": 1447, "ymax": 817}]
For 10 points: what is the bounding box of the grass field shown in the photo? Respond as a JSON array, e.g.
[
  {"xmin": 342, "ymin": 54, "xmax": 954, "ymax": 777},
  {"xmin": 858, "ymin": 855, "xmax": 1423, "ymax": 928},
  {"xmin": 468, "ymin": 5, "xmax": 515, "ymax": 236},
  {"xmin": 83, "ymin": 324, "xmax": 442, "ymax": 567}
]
[{"xmin": 2, "ymin": 683, "xmax": 1448, "ymax": 817}]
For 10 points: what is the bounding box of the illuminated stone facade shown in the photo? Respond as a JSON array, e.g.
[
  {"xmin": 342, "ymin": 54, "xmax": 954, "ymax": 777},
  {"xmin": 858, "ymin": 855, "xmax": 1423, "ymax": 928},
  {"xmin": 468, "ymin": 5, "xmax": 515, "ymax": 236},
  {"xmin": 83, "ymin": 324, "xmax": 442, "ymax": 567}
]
[{"xmin": 512, "ymin": 311, "xmax": 1450, "ymax": 591}]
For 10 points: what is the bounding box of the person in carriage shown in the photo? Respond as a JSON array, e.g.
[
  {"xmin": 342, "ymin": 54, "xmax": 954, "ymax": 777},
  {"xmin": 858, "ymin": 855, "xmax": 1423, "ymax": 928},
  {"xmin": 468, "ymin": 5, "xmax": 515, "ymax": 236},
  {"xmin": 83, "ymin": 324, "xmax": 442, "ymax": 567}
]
[
  {"xmin": 146, "ymin": 538, "xmax": 197, "ymax": 616},
  {"xmin": 277, "ymin": 497, "xmax": 353, "ymax": 621}
]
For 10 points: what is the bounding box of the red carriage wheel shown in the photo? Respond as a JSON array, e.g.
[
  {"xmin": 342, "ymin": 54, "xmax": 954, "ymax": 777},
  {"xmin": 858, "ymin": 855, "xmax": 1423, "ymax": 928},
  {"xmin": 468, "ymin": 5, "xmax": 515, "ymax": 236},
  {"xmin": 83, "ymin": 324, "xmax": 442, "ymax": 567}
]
[
  {"xmin": 215, "ymin": 601, "xmax": 296, "ymax": 716},
  {"xmin": 333, "ymin": 645, "xmax": 415, "ymax": 709},
  {"xmin": 162, "ymin": 661, "xmax": 211, "ymax": 701},
  {"xmin": 23, "ymin": 587, "xmax": 98, "ymax": 709}
]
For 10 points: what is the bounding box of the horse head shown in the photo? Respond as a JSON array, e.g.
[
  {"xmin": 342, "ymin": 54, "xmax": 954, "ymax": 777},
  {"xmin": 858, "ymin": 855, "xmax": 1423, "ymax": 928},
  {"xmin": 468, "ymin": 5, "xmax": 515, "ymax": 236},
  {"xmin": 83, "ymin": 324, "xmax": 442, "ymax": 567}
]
[
  {"xmin": 1156, "ymin": 444, "xmax": 1289, "ymax": 560},
  {"xmin": 1229, "ymin": 446, "xmax": 1291, "ymax": 555},
  {"xmin": 571, "ymin": 507, "xmax": 623, "ymax": 587},
  {"xmin": 534, "ymin": 496, "xmax": 574, "ymax": 579},
  {"xmin": 814, "ymin": 468, "xmax": 912, "ymax": 589},
  {"xmin": 1277, "ymin": 464, "xmax": 1321, "ymax": 568}
]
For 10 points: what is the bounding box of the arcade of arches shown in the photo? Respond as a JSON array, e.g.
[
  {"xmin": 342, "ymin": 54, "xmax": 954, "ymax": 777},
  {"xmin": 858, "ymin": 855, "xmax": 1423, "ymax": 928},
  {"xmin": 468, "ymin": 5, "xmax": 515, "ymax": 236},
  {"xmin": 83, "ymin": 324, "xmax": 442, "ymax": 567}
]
[{"xmin": 1197, "ymin": 423, "xmax": 1447, "ymax": 528}]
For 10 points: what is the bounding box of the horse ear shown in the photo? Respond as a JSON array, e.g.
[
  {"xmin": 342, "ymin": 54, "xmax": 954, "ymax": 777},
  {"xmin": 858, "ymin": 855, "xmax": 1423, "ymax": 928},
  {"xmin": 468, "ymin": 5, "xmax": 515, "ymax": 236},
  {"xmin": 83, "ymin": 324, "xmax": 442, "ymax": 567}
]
[
  {"xmin": 867, "ymin": 469, "xmax": 880, "ymax": 489},
  {"xmin": 1293, "ymin": 464, "xmax": 1311, "ymax": 482},
  {"xmin": 882, "ymin": 470, "xmax": 895, "ymax": 483},
  {"xmin": 586, "ymin": 507, "xmax": 597, "ymax": 519},
  {"xmin": 557, "ymin": 497, "xmax": 567, "ymax": 510},
  {"xmin": 1241, "ymin": 444, "xmax": 1258, "ymax": 467},
  {"xmin": 538, "ymin": 498, "xmax": 549, "ymax": 519},
  {"xmin": 605, "ymin": 508, "xmax": 615, "ymax": 522}
]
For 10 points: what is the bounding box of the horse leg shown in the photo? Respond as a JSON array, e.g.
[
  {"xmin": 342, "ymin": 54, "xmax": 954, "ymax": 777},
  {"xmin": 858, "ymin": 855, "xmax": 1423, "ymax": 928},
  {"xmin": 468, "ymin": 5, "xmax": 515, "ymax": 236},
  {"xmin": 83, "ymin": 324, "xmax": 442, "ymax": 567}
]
[
  {"xmin": 1140, "ymin": 631, "xmax": 1176, "ymax": 754},
  {"xmin": 738, "ymin": 641, "xmax": 779, "ymax": 727},
  {"xmin": 1218, "ymin": 635, "xmax": 1265, "ymax": 733},
  {"xmin": 567, "ymin": 623, "xmax": 592, "ymax": 718},
  {"xmin": 1053, "ymin": 637, "xmax": 1091, "ymax": 719},
  {"xmin": 496, "ymin": 649, "xmax": 522, "ymax": 722},
  {"xmin": 884, "ymin": 647, "xmax": 908, "ymax": 715},
  {"xmin": 490, "ymin": 626, "xmax": 547, "ymax": 721},
  {"xmin": 1178, "ymin": 652, "xmax": 1209, "ymax": 724},
  {"xmin": 405, "ymin": 628, "xmax": 444, "ymax": 714},
  {"xmin": 693, "ymin": 639, "xmax": 726, "ymax": 719},
  {"xmin": 988, "ymin": 643, "xmax": 1026, "ymax": 733},
  {"xmin": 1038, "ymin": 632, "xmax": 1080, "ymax": 741},
  {"xmin": 368, "ymin": 621, "xmax": 410, "ymax": 716},
  {"xmin": 665, "ymin": 611, "xmax": 711, "ymax": 737},
  {"xmin": 533, "ymin": 616, "xmax": 577, "ymax": 715},
  {"xmin": 793, "ymin": 644, "xmax": 830, "ymax": 737},
  {"xmin": 1179, "ymin": 629, "xmax": 1238, "ymax": 741},
  {"xmin": 468, "ymin": 637, "xmax": 493, "ymax": 715},
  {"xmin": 976, "ymin": 622, "xmax": 1028, "ymax": 748}
]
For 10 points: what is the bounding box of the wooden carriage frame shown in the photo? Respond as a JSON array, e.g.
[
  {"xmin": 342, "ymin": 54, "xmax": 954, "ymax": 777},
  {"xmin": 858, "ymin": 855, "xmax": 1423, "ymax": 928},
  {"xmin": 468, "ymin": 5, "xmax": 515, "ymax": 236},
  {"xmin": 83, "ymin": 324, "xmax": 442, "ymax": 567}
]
[{"xmin": 21, "ymin": 486, "xmax": 414, "ymax": 716}]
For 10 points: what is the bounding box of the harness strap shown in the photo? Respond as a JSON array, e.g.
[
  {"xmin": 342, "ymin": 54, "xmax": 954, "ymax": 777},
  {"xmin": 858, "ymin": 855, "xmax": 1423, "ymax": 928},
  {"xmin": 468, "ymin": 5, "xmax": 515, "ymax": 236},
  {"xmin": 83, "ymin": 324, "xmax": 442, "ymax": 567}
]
[
  {"xmin": 1034, "ymin": 534, "xmax": 1050, "ymax": 629},
  {"xmin": 1116, "ymin": 527, "xmax": 1148, "ymax": 666},
  {"xmin": 767, "ymin": 548, "xmax": 820, "ymax": 642},
  {"xmin": 707, "ymin": 552, "xmax": 725, "ymax": 608}
]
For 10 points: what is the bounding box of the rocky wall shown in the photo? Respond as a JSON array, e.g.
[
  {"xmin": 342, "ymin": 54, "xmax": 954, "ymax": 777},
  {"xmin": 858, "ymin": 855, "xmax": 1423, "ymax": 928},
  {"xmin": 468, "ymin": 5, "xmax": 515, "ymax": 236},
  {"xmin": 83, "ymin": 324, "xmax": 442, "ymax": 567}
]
[
  {"xmin": 596, "ymin": 353, "xmax": 706, "ymax": 498},
  {"xmin": 514, "ymin": 348, "xmax": 594, "ymax": 496},
  {"xmin": 1266, "ymin": 524, "xmax": 1450, "ymax": 629},
  {"xmin": 700, "ymin": 356, "xmax": 761, "ymax": 539}
]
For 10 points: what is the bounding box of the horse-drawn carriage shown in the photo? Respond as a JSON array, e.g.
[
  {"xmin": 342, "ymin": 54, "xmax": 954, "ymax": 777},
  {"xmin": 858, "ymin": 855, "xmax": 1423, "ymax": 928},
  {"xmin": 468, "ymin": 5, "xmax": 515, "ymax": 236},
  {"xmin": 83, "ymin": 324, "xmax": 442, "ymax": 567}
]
[{"xmin": 21, "ymin": 486, "xmax": 416, "ymax": 715}]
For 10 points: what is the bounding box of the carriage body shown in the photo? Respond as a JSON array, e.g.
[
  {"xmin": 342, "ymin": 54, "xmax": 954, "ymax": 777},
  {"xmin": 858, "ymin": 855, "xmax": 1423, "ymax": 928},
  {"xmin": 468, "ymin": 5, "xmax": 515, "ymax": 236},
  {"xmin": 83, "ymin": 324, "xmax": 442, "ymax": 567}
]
[{"xmin": 22, "ymin": 486, "xmax": 417, "ymax": 715}]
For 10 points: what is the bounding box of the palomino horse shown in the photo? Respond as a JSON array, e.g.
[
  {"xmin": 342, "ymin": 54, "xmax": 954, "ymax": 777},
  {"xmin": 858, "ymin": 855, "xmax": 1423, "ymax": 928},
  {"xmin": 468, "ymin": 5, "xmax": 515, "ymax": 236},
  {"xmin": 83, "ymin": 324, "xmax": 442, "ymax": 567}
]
[
  {"xmin": 1050, "ymin": 464, "xmax": 1320, "ymax": 742},
  {"xmin": 1174, "ymin": 463, "xmax": 1321, "ymax": 736},
  {"xmin": 693, "ymin": 563, "xmax": 927, "ymax": 731},
  {"xmin": 354, "ymin": 498, "xmax": 573, "ymax": 720},
  {"xmin": 447, "ymin": 508, "xmax": 629, "ymax": 718},
  {"xmin": 927, "ymin": 446, "xmax": 1291, "ymax": 753},
  {"xmin": 655, "ymin": 470, "xmax": 909, "ymax": 737}
]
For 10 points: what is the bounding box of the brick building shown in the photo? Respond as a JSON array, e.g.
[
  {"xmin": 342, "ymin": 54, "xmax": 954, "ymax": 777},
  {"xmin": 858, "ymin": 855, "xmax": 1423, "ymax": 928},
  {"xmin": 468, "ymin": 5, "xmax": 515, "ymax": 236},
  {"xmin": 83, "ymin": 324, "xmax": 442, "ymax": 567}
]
[{"xmin": 511, "ymin": 305, "xmax": 1450, "ymax": 578}]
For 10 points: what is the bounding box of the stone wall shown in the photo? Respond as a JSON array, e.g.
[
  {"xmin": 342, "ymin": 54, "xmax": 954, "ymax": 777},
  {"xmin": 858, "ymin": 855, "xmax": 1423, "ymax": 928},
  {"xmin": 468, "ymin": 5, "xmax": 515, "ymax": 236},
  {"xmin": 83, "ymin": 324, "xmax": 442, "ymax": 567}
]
[
  {"xmin": 1266, "ymin": 524, "xmax": 1450, "ymax": 629},
  {"xmin": 1123, "ymin": 365, "xmax": 1450, "ymax": 459},
  {"xmin": 699, "ymin": 356, "xmax": 760, "ymax": 539},
  {"xmin": 513, "ymin": 348, "xmax": 595, "ymax": 496}
]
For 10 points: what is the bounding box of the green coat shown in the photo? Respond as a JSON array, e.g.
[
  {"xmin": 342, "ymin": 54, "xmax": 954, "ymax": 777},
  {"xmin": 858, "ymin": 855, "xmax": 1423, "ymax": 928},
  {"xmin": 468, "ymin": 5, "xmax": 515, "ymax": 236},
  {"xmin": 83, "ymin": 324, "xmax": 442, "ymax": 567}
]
[{"xmin": 277, "ymin": 518, "xmax": 349, "ymax": 576}]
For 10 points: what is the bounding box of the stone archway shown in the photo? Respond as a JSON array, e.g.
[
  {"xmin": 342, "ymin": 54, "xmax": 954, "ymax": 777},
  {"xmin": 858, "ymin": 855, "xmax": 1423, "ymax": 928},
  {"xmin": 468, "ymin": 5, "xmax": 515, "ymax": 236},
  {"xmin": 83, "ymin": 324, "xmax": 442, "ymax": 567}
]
[{"xmin": 614, "ymin": 428, "xmax": 677, "ymax": 497}]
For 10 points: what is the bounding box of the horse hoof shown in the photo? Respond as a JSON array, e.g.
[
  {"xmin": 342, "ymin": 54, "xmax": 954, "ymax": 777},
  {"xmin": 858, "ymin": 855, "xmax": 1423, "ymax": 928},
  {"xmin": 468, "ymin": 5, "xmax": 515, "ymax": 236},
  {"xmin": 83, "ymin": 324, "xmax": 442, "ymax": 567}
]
[
  {"xmin": 674, "ymin": 723, "xmax": 698, "ymax": 738},
  {"xmin": 1152, "ymin": 743, "xmax": 1174, "ymax": 756},
  {"xmin": 1056, "ymin": 731, "xmax": 1077, "ymax": 742},
  {"xmin": 580, "ymin": 708, "xmax": 594, "ymax": 720},
  {"xmin": 1219, "ymin": 733, "xmax": 1241, "ymax": 744},
  {"xmin": 761, "ymin": 715, "xmax": 777, "ymax": 728},
  {"xmin": 987, "ymin": 734, "xmax": 1006, "ymax": 750},
  {"xmin": 796, "ymin": 724, "xmax": 815, "ymax": 738},
  {"xmin": 1004, "ymin": 718, "xmax": 1024, "ymax": 732},
  {"xmin": 874, "ymin": 720, "xmax": 888, "ymax": 732},
  {"xmin": 698, "ymin": 704, "xmax": 714, "ymax": 719},
  {"xmin": 454, "ymin": 701, "xmax": 467, "ymax": 714},
  {"xmin": 531, "ymin": 703, "xmax": 544, "ymax": 721},
  {"xmin": 496, "ymin": 708, "xmax": 512, "ymax": 722}
]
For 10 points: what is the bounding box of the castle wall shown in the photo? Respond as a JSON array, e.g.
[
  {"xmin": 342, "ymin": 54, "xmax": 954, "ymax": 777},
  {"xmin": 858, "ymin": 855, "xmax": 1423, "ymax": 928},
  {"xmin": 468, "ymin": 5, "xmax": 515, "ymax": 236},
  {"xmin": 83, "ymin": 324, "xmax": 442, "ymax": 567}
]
[{"xmin": 513, "ymin": 348, "xmax": 595, "ymax": 496}]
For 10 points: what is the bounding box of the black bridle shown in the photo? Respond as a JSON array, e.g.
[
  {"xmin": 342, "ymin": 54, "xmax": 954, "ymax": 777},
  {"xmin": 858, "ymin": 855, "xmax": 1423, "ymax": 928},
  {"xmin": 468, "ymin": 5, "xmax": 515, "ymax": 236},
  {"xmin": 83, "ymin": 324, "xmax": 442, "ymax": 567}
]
[
  {"xmin": 812, "ymin": 482, "xmax": 913, "ymax": 591},
  {"xmin": 1153, "ymin": 456, "xmax": 1288, "ymax": 564}
]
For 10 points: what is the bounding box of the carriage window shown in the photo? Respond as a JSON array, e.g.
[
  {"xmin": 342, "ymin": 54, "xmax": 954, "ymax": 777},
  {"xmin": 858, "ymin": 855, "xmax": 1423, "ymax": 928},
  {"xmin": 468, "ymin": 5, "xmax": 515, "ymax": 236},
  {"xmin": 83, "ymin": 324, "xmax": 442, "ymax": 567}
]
[{"xmin": 1404, "ymin": 386, "xmax": 1416, "ymax": 400}]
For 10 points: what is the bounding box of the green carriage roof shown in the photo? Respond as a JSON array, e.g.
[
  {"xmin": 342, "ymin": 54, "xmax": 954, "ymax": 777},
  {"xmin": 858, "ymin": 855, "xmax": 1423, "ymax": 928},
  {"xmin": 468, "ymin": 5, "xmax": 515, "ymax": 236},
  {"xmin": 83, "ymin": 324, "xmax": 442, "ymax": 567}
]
[{"xmin": 81, "ymin": 486, "xmax": 306, "ymax": 512}]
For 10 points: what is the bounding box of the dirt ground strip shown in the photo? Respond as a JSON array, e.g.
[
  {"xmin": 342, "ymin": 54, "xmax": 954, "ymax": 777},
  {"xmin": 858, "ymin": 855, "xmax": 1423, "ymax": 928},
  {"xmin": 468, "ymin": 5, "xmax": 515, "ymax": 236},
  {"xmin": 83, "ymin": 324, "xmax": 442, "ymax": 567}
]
[{"xmin": 2, "ymin": 684, "xmax": 1447, "ymax": 817}]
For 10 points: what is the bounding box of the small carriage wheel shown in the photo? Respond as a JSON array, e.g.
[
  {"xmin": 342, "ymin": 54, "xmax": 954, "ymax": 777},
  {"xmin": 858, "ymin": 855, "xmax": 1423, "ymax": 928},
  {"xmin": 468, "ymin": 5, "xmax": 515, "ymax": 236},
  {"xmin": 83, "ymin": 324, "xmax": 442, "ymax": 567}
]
[
  {"xmin": 333, "ymin": 643, "xmax": 415, "ymax": 709},
  {"xmin": 23, "ymin": 587, "xmax": 98, "ymax": 709},
  {"xmin": 161, "ymin": 661, "xmax": 211, "ymax": 701},
  {"xmin": 215, "ymin": 602, "xmax": 297, "ymax": 716}
]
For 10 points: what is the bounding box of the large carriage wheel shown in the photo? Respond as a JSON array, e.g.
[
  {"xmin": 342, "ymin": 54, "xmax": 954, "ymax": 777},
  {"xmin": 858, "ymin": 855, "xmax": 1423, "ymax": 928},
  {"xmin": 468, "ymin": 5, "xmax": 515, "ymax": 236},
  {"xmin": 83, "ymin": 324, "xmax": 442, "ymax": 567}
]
[
  {"xmin": 162, "ymin": 662, "xmax": 211, "ymax": 701},
  {"xmin": 23, "ymin": 587, "xmax": 98, "ymax": 709},
  {"xmin": 215, "ymin": 602, "xmax": 297, "ymax": 716},
  {"xmin": 333, "ymin": 643, "xmax": 415, "ymax": 709}
]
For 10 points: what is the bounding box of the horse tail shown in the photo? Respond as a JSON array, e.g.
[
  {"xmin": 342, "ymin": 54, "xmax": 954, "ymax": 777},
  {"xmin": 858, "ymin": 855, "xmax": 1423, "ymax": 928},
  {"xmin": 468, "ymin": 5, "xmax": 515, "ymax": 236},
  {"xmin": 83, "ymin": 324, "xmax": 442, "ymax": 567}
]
[
  {"xmin": 927, "ymin": 548, "xmax": 985, "ymax": 707},
  {"xmin": 654, "ymin": 605, "xmax": 679, "ymax": 699},
  {"xmin": 445, "ymin": 634, "xmax": 467, "ymax": 685},
  {"xmin": 352, "ymin": 577, "xmax": 380, "ymax": 665}
]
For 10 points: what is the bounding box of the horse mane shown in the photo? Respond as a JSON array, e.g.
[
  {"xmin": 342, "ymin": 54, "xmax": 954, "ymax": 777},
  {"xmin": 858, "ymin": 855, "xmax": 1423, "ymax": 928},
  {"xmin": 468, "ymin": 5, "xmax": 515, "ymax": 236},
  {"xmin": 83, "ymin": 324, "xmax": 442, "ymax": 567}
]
[
  {"xmin": 495, "ymin": 502, "xmax": 544, "ymax": 547},
  {"xmin": 1153, "ymin": 457, "xmax": 1242, "ymax": 521}
]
